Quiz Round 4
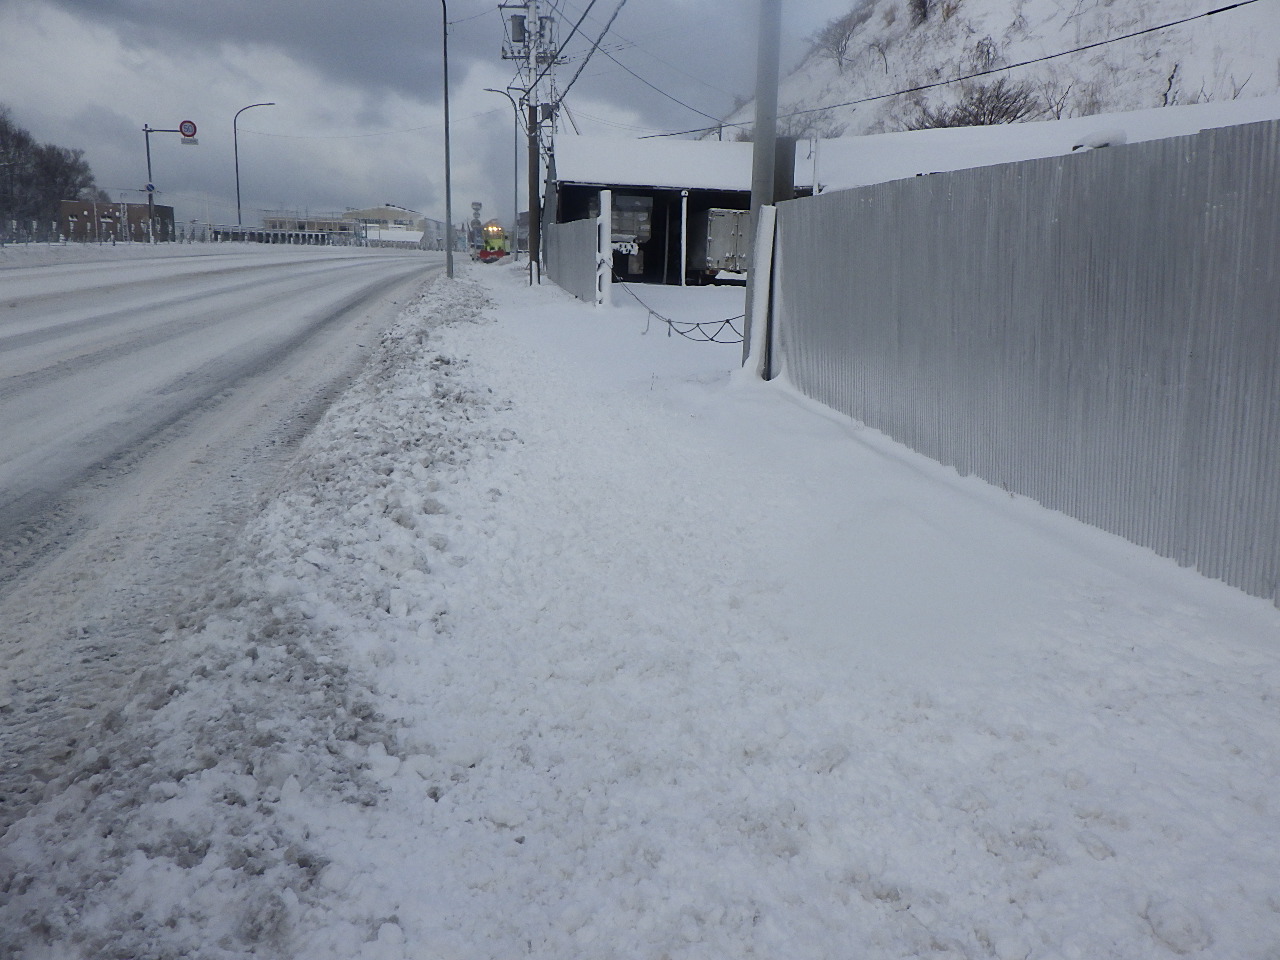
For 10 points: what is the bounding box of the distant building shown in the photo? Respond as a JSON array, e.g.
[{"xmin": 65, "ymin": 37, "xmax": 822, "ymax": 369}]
[
  {"xmin": 59, "ymin": 200, "xmax": 175, "ymax": 242},
  {"xmin": 344, "ymin": 204, "xmax": 425, "ymax": 230},
  {"xmin": 344, "ymin": 204, "xmax": 448, "ymax": 250},
  {"xmin": 211, "ymin": 203, "xmax": 447, "ymax": 248},
  {"xmin": 261, "ymin": 211, "xmax": 359, "ymax": 239}
]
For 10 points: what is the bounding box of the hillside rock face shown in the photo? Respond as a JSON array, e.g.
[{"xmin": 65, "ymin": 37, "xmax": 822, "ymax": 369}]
[{"xmin": 725, "ymin": 0, "xmax": 1279, "ymax": 137}]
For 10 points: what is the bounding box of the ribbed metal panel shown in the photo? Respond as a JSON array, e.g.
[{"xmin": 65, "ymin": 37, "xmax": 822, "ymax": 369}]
[
  {"xmin": 544, "ymin": 217, "xmax": 600, "ymax": 303},
  {"xmin": 774, "ymin": 119, "xmax": 1280, "ymax": 605}
]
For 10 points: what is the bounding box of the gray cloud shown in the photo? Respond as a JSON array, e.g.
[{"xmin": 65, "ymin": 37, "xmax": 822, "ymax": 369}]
[
  {"xmin": 42, "ymin": 0, "xmax": 484, "ymax": 100},
  {"xmin": 3, "ymin": 0, "xmax": 850, "ymax": 229}
]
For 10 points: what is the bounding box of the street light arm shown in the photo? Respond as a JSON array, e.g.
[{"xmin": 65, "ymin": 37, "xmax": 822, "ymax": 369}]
[
  {"xmin": 483, "ymin": 88, "xmax": 523, "ymax": 263},
  {"xmin": 234, "ymin": 102, "xmax": 276, "ymax": 228},
  {"xmin": 235, "ymin": 102, "xmax": 276, "ymax": 124}
]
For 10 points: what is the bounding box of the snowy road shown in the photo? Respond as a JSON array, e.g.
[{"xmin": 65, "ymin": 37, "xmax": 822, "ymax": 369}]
[
  {"xmin": 0, "ymin": 247, "xmax": 437, "ymax": 563},
  {"xmin": 0, "ymin": 245, "xmax": 440, "ymax": 830}
]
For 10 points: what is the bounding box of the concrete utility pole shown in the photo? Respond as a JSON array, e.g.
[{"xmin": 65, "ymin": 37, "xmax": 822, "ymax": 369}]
[
  {"xmin": 743, "ymin": 0, "xmax": 782, "ymax": 366},
  {"xmin": 525, "ymin": 0, "xmax": 542, "ymax": 283},
  {"xmin": 503, "ymin": 0, "xmax": 558, "ymax": 283},
  {"xmin": 441, "ymin": 0, "xmax": 456, "ymax": 278}
]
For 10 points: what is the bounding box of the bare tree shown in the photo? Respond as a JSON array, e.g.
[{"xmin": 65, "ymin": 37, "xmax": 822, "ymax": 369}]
[
  {"xmin": 809, "ymin": 6, "xmax": 874, "ymax": 74},
  {"xmin": 1038, "ymin": 80, "xmax": 1075, "ymax": 119},
  {"xmin": 1, "ymin": 105, "xmax": 102, "ymax": 226},
  {"xmin": 868, "ymin": 40, "xmax": 890, "ymax": 74},
  {"xmin": 907, "ymin": 78, "xmax": 1043, "ymax": 129}
]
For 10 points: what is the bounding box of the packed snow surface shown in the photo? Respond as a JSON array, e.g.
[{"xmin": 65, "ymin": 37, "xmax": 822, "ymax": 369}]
[{"xmin": 2, "ymin": 256, "xmax": 1279, "ymax": 959}]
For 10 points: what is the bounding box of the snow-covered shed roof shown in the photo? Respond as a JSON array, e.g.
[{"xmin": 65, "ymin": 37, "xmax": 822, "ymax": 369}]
[{"xmin": 552, "ymin": 137, "xmax": 757, "ymax": 191}]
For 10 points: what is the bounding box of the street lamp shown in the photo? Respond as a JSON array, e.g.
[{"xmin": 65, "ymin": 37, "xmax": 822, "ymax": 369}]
[
  {"xmin": 483, "ymin": 88, "xmax": 521, "ymax": 262},
  {"xmin": 234, "ymin": 102, "xmax": 275, "ymax": 228},
  {"xmin": 441, "ymin": 1, "xmax": 455, "ymax": 278}
]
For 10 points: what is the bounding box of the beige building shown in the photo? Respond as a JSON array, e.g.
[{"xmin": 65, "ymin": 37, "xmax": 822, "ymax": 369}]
[
  {"xmin": 261, "ymin": 211, "xmax": 358, "ymax": 237},
  {"xmin": 344, "ymin": 204, "xmax": 424, "ymax": 230}
]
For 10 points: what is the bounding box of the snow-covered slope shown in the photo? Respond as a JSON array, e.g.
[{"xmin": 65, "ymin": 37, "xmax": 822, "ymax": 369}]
[{"xmin": 728, "ymin": 0, "xmax": 1280, "ymax": 137}]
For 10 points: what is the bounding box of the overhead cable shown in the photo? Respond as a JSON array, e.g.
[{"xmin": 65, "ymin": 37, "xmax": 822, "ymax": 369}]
[
  {"xmin": 557, "ymin": 0, "xmax": 628, "ymax": 103},
  {"xmin": 530, "ymin": 0, "xmax": 600, "ymax": 91},
  {"xmin": 642, "ymin": 0, "xmax": 1266, "ymax": 138},
  {"xmin": 597, "ymin": 45, "xmax": 724, "ymax": 123}
]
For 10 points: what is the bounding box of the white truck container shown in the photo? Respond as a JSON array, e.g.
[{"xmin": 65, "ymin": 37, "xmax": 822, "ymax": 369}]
[{"xmin": 688, "ymin": 207, "xmax": 753, "ymax": 283}]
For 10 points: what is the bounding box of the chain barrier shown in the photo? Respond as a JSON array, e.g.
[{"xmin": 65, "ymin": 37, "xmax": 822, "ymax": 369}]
[{"xmin": 610, "ymin": 269, "xmax": 745, "ymax": 344}]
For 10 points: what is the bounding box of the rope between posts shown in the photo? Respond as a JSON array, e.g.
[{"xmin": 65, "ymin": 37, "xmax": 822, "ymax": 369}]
[{"xmin": 609, "ymin": 271, "xmax": 744, "ymax": 344}]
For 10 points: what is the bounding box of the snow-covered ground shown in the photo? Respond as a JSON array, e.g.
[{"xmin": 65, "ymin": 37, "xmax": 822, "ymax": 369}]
[{"xmin": 2, "ymin": 254, "xmax": 1278, "ymax": 959}]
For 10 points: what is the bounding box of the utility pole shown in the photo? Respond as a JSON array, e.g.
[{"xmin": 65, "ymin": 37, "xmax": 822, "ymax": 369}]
[
  {"xmin": 526, "ymin": 0, "xmax": 543, "ymax": 284},
  {"xmin": 743, "ymin": 0, "xmax": 782, "ymax": 367},
  {"xmin": 441, "ymin": 0, "xmax": 456, "ymax": 278},
  {"xmin": 502, "ymin": 0, "xmax": 559, "ymax": 283}
]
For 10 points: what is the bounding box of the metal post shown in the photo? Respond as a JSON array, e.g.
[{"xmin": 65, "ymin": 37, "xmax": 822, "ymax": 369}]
[
  {"xmin": 680, "ymin": 189, "xmax": 689, "ymax": 287},
  {"xmin": 527, "ymin": 101, "xmax": 540, "ymax": 283},
  {"xmin": 442, "ymin": 0, "xmax": 455, "ymax": 278},
  {"xmin": 596, "ymin": 188, "xmax": 611, "ymax": 307},
  {"xmin": 144, "ymin": 125, "xmax": 154, "ymax": 243},
  {"xmin": 235, "ymin": 102, "xmax": 275, "ymax": 228},
  {"xmin": 511, "ymin": 101, "xmax": 520, "ymax": 261},
  {"xmin": 526, "ymin": 0, "xmax": 541, "ymax": 284},
  {"xmin": 483, "ymin": 88, "xmax": 522, "ymax": 262},
  {"xmin": 743, "ymin": 0, "xmax": 782, "ymax": 365}
]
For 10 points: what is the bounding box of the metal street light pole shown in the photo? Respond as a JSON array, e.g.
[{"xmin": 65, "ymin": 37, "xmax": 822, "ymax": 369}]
[
  {"xmin": 441, "ymin": 0, "xmax": 456, "ymax": 278},
  {"xmin": 483, "ymin": 87, "xmax": 521, "ymax": 263},
  {"xmin": 234, "ymin": 102, "xmax": 275, "ymax": 229}
]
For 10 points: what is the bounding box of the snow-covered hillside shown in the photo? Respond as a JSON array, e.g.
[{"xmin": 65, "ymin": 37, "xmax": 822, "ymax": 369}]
[{"xmin": 728, "ymin": 0, "xmax": 1280, "ymax": 137}]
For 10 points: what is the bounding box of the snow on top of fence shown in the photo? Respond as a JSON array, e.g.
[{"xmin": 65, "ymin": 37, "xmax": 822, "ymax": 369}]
[{"xmin": 807, "ymin": 93, "xmax": 1280, "ymax": 192}]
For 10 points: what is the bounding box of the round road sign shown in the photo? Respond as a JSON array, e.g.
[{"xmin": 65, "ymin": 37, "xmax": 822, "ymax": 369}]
[{"xmin": 179, "ymin": 120, "xmax": 197, "ymax": 138}]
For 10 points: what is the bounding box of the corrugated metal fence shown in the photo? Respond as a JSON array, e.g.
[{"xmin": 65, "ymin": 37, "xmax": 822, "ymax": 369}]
[
  {"xmin": 772, "ymin": 119, "xmax": 1280, "ymax": 604},
  {"xmin": 544, "ymin": 216, "xmax": 600, "ymax": 303}
]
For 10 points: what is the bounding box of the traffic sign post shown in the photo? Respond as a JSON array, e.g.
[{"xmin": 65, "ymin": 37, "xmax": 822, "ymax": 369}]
[{"xmin": 142, "ymin": 121, "xmax": 198, "ymax": 242}]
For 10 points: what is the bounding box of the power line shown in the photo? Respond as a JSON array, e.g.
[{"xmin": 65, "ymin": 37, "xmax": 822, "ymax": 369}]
[
  {"xmin": 236, "ymin": 125, "xmax": 437, "ymax": 140},
  {"xmin": 569, "ymin": 108, "xmax": 669, "ymax": 133},
  {"xmin": 530, "ymin": 0, "xmax": 599, "ymax": 91},
  {"xmin": 557, "ymin": 0, "xmax": 628, "ymax": 103},
  {"xmin": 597, "ymin": 45, "xmax": 724, "ymax": 123},
  {"xmin": 559, "ymin": 4, "xmax": 740, "ymax": 101},
  {"xmin": 642, "ymin": 0, "xmax": 1267, "ymax": 138},
  {"xmin": 549, "ymin": 0, "xmax": 726, "ymax": 122},
  {"xmin": 448, "ymin": 7, "xmax": 498, "ymax": 26}
]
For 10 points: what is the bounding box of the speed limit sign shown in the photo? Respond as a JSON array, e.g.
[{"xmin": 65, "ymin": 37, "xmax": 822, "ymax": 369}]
[{"xmin": 179, "ymin": 120, "xmax": 197, "ymax": 137}]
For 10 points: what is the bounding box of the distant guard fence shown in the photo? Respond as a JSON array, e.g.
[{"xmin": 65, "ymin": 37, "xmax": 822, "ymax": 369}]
[{"xmin": 544, "ymin": 195, "xmax": 612, "ymax": 307}]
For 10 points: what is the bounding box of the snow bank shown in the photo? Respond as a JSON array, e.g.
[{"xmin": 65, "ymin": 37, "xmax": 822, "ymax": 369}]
[
  {"xmin": 3, "ymin": 263, "xmax": 1279, "ymax": 959},
  {"xmin": 808, "ymin": 93, "xmax": 1280, "ymax": 190}
]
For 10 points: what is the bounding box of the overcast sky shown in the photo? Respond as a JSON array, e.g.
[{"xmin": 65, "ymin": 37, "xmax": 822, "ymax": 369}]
[{"xmin": 0, "ymin": 0, "xmax": 851, "ymax": 231}]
